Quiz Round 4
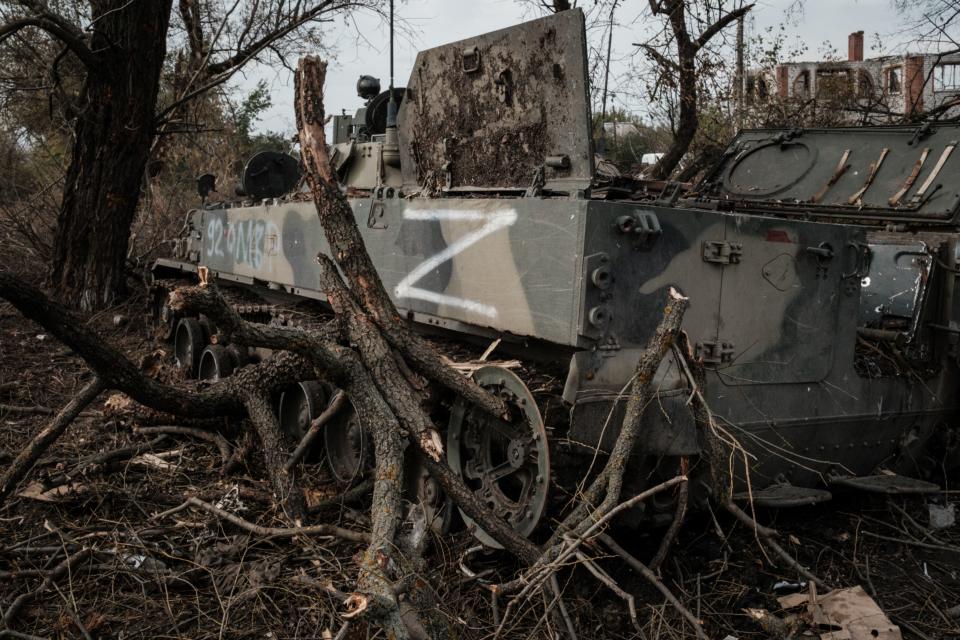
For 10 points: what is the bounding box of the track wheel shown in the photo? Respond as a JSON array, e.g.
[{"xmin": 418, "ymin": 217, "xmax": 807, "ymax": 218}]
[
  {"xmin": 447, "ymin": 366, "xmax": 550, "ymax": 548},
  {"xmin": 198, "ymin": 344, "xmax": 235, "ymax": 381},
  {"xmin": 278, "ymin": 381, "xmax": 329, "ymax": 443},
  {"xmin": 174, "ymin": 317, "xmax": 206, "ymax": 378},
  {"xmin": 156, "ymin": 300, "xmax": 177, "ymax": 342},
  {"xmin": 325, "ymin": 400, "xmax": 371, "ymax": 484},
  {"xmin": 404, "ymin": 458, "xmax": 455, "ymax": 535}
]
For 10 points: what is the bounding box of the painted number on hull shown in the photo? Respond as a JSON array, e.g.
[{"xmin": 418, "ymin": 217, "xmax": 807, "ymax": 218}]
[
  {"xmin": 394, "ymin": 208, "xmax": 518, "ymax": 319},
  {"xmin": 205, "ymin": 216, "xmax": 279, "ymax": 271}
]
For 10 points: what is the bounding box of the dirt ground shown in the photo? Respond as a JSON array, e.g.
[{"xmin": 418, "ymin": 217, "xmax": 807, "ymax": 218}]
[{"xmin": 2, "ymin": 295, "xmax": 960, "ymax": 640}]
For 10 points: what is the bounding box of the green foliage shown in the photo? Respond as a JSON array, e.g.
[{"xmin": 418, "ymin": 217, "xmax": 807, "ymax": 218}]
[
  {"xmin": 231, "ymin": 81, "xmax": 294, "ymax": 158},
  {"xmin": 234, "ymin": 80, "xmax": 273, "ymax": 143}
]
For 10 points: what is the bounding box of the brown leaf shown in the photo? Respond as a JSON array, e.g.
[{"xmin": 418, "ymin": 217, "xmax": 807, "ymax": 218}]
[
  {"xmin": 18, "ymin": 481, "xmax": 85, "ymax": 502},
  {"xmin": 304, "ymin": 486, "xmax": 338, "ymax": 509},
  {"xmin": 104, "ymin": 392, "xmax": 135, "ymax": 415}
]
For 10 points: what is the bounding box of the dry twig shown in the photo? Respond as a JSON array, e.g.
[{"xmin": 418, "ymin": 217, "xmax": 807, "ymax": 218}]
[
  {"xmin": 163, "ymin": 496, "xmax": 370, "ymax": 544},
  {"xmin": 0, "ymin": 377, "xmax": 103, "ymax": 505},
  {"xmin": 134, "ymin": 425, "xmax": 232, "ymax": 469},
  {"xmin": 285, "ymin": 390, "xmax": 347, "ymax": 472}
]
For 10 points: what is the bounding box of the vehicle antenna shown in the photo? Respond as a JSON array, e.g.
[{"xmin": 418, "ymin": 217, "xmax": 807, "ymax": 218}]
[
  {"xmin": 383, "ymin": 0, "xmax": 401, "ymax": 167},
  {"xmin": 388, "ymin": 0, "xmax": 396, "ymax": 116},
  {"xmin": 598, "ymin": 0, "xmax": 618, "ymax": 155}
]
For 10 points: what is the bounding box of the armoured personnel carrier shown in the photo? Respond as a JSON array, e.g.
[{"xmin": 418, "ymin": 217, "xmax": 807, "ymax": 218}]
[{"xmin": 154, "ymin": 9, "xmax": 960, "ymax": 544}]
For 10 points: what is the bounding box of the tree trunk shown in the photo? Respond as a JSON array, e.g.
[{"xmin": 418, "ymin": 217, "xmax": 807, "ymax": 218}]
[
  {"xmin": 48, "ymin": 0, "xmax": 173, "ymax": 310},
  {"xmin": 651, "ymin": 6, "xmax": 698, "ymax": 180}
]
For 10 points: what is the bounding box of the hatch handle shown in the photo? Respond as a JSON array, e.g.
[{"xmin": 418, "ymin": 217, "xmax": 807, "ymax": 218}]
[
  {"xmin": 842, "ymin": 242, "xmax": 872, "ymax": 280},
  {"xmin": 805, "ymin": 244, "xmax": 834, "ymax": 260},
  {"xmin": 462, "ymin": 46, "xmax": 481, "ymax": 73}
]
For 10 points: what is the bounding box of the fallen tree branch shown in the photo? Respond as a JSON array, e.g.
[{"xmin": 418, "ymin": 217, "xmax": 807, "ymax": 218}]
[
  {"xmin": 134, "ymin": 425, "xmax": 232, "ymax": 470},
  {"xmin": 244, "ymin": 390, "xmax": 307, "ymax": 521},
  {"xmin": 723, "ymin": 502, "xmax": 831, "ymax": 590},
  {"xmin": 307, "ymin": 478, "xmax": 374, "ymax": 514},
  {"xmin": 3, "ymin": 547, "xmax": 94, "ymax": 626},
  {"xmin": 489, "ymin": 288, "xmax": 692, "ymax": 639},
  {"xmin": 860, "ymin": 529, "xmax": 960, "ymax": 554},
  {"xmin": 598, "ymin": 533, "xmax": 707, "ymax": 640},
  {"xmin": 724, "ymin": 501, "xmax": 778, "ymax": 538},
  {"xmin": 562, "ymin": 288, "xmax": 690, "ymax": 540},
  {"xmin": 170, "ymin": 269, "xmax": 544, "ymax": 563},
  {"xmin": 492, "ymin": 475, "xmax": 689, "ymax": 640},
  {"xmin": 165, "ymin": 497, "xmax": 370, "ymax": 544},
  {"xmin": 45, "ymin": 436, "xmax": 168, "ymax": 489},
  {"xmin": 293, "ymin": 63, "xmax": 509, "ymax": 421},
  {"xmin": 650, "ymin": 457, "xmax": 689, "ymax": 572},
  {"xmin": 549, "ymin": 574, "xmax": 579, "ymax": 640},
  {"xmin": 285, "ymin": 390, "xmax": 347, "ymax": 472},
  {"xmin": 0, "ymin": 403, "xmax": 100, "ymax": 418},
  {"xmin": 0, "ymin": 630, "xmax": 48, "ymax": 640},
  {"xmin": 0, "ymin": 377, "xmax": 103, "ymax": 506},
  {"xmin": 0, "ymin": 271, "xmax": 311, "ymax": 419},
  {"xmin": 573, "ymin": 550, "xmax": 639, "ymax": 632}
]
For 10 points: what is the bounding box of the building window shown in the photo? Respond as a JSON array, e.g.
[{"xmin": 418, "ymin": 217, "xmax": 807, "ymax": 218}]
[
  {"xmin": 934, "ymin": 63, "xmax": 960, "ymax": 92},
  {"xmin": 745, "ymin": 76, "xmax": 756, "ymax": 104},
  {"xmin": 792, "ymin": 70, "xmax": 810, "ymax": 98},
  {"xmin": 816, "ymin": 69, "xmax": 852, "ymax": 99},
  {"xmin": 886, "ymin": 66, "xmax": 902, "ymax": 94},
  {"xmin": 756, "ymin": 76, "xmax": 769, "ymax": 100},
  {"xmin": 857, "ymin": 70, "xmax": 875, "ymax": 98}
]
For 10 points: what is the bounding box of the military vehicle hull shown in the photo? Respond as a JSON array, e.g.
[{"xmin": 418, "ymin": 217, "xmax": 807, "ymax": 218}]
[
  {"xmin": 155, "ymin": 192, "xmax": 960, "ymax": 501},
  {"xmin": 154, "ymin": 8, "xmax": 960, "ymax": 540}
]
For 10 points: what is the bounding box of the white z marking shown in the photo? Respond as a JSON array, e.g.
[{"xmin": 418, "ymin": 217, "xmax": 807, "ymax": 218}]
[{"xmin": 394, "ymin": 208, "xmax": 518, "ymax": 319}]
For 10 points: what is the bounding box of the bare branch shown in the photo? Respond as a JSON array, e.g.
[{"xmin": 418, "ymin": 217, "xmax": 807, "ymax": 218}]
[
  {"xmin": 0, "ymin": 16, "xmax": 97, "ymax": 70},
  {"xmin": 693, "ymin": 4, "xmax": 753, "ymax": 51},
  {"xmin": 204, "ymin": 0, "xmax": 337, "ymax": 76}
]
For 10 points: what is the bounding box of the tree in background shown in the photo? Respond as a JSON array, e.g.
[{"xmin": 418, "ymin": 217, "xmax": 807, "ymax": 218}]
[
  {"xmin": 894, "ymin": 0, "xmax": 960, "ymax": 50},
  {"xmin": 0, "ymin": 0, "xmax": 385, "ymax": 310},
  {"xmin": 638, "ymin": 0, "xmax": 753, "ymax": 180}
]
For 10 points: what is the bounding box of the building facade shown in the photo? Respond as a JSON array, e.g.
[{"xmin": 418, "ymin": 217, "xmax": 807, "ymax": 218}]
[{"xmin": 744, "ymin": 32, "xmax": 960, "ymax": 123}]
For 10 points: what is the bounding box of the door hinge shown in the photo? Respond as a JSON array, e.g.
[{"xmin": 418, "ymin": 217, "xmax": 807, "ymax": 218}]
[
  {"xmin": 696, "ymin": 340, "xmax": 735, "ymax": 365},
  {"xmin": 702, "ymin": 240, "xmax": 743, "ymax": 264}
]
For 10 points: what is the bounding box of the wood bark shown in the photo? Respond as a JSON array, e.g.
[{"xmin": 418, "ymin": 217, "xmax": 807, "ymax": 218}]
[
  {"xmin": 0, "ymin": 272, "xmax": 307, "ymax": 419},
  {"xmin": 650, "ymin": 2, "xmax": 699, "ymax": 181},
  {"xmin": 244, "ymin": 390, "xmax": 307, "ymax": 521},
  {"xmin": 49, "ymin": 0, "xmax": 174, "ymax": 310},
  {"xmin": 294, "ymin": 56, "xmax": 508, "ymax": 421},
  {"xmin": 294, "ymin": 56, "xmax": 540, "ymax": 561}
]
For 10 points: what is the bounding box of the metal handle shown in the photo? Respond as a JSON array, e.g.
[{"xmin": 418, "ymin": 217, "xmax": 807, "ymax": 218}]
[
  {"xmin": 805, "ymin": 245, "xmax": 834, "ymax": 260},
  {"xmin": 462, "ymin": 46, "xmax": 481, "ymax": 73}
]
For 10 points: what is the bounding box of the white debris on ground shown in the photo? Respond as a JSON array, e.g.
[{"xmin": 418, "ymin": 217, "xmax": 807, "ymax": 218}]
[{"xmin": 929, "ymin": 502, "xmax": 957, "ymax": 530}]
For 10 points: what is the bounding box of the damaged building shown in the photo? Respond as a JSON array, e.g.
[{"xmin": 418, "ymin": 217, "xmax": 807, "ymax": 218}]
[{"xmin": 743, "ymin": 31, "xmax": 960, "ymax": 123}]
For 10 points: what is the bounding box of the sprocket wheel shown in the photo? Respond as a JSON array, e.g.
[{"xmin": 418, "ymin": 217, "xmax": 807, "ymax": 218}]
[{"xmin": 447, "ymin": 366, "xmax": 550, "ymax": 548}]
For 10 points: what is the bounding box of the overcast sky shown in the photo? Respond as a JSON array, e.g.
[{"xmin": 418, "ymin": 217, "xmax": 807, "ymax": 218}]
[{"xmin": 243, "ymin": 0, "xmax": 906, "ymax": 135}]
